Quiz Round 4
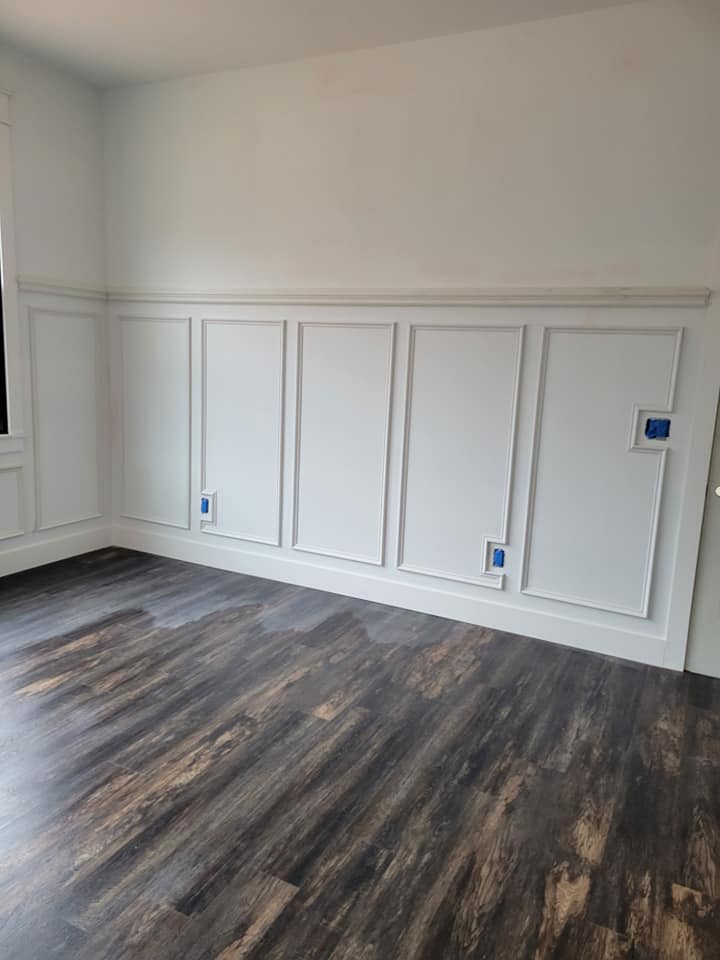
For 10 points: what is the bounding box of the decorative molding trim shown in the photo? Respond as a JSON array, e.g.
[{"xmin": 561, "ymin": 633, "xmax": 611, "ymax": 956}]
[
  {"xmin": 107, "ymin": 285, "xmax": 712, "ymax": 308},
  {"xmin": 396, "ymin": 324, "xmax": 524, "ymax": 589},
  {"xmin": 17, "ymin": 277, "xmax": 711, "ymax": 308},
  {"xmin": 0, "ymin": 90, "xmax": 12, "ymax": 127},
  {"xmin": 0, "ymin": 527, "xmax": 112, "ymax": 578},
  {"xmin": 292, "ymin": 321, "xmax": 395, "ymax": 566},
  {"xmin": 520, "ymin": 326, "xmax": 683, "ymax": 619},
  {"xmin": 118, "ymin": 513, "xmax": 190, "ymax": 531},
  {"xmin": 28, "ymin": 307, "xmax": 104, "ymax": 532},
  {"xmin": 18, "ymin": 276, "xmax": 108, "ymax": 301},
  {"xmin": 0, "ymin": 435, "xmax": 25, "ymax": 455},
  {"xmin": 200, "ymin": 318, "xmax": 286, "ymax": 547},
  {"xmin": 118, "ymin": 315, "xmax": 192, "ymax": 530},
  {"xmin": 0, "ymin": 465, "xmax": 24, "ymax": 541}
]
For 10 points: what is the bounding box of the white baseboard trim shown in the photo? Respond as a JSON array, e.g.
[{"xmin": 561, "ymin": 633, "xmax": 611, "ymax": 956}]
[
  {"xmin": 0, "ymin": 527, "xmax": 112, "ymax": 577},
  {"xmin": 112, "ymin": 525, "xmax": 670, "ymax": 670}
]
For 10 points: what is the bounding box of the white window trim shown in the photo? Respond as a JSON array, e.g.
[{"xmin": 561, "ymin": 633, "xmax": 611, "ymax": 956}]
[{"xmin": 0, "ymin": 89, "xmax": 24, "ymax": 446}]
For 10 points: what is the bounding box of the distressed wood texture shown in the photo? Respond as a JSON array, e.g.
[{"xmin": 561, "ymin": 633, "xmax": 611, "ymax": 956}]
[{"xmin": 0, "ymin": 548, "xmax": 719, "ymax": 959}]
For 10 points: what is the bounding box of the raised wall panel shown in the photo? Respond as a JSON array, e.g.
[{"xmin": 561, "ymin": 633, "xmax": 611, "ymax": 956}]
[
  {"xmin": 522, "ymin": 327, "xmax": 681, "ymax": 617},
  {"xmin": 30, "ymin": 309, "xmax": 100, "ymax": 529},
  {"xmin": 202, "ymin": 320, "xmax": 284, "ymax": 544},
  {"xmin": 120, "ymin": 317, "xmax": 190, "ymax": 528},
  {"xmin": 0, "ymin": 467, "xmax": 23, "ymax": 540},
  {"xmin": 398, "ymin": 325, "xmax": 523, "ymax": 585},
  {"xmin": 293, "ymin": 322, "xmax": 394, "ymax": 564}
]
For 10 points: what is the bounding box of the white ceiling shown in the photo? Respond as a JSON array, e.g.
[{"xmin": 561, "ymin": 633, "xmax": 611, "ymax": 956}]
[{"xmin": 0, "ymin": 0, "xmax": 640, "ymax": 87}]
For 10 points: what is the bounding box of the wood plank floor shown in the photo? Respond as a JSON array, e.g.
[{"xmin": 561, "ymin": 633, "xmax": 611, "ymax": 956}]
[{"xmin": 0, "ymin": 548, "xmax": 719, "ymax": 959}]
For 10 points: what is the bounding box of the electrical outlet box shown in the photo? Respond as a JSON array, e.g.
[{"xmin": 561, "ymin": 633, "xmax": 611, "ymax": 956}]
[
  {"xmin": 645, "ymin": 418, "xmax": 671, "ymax": 440},
  {"xmin": 200, "ymin": 490, "xmax": 216, "ymax": 523}
]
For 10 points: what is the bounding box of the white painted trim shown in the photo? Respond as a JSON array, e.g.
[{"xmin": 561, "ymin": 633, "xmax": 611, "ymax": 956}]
[
  {"xmin": 200, "ymin": 318, "xmax": 286, "ymax": 547},
  {"xmin": 292, "ymin": 321, "xmax": 395, "ymax": 566},
  {"xmin": 201, "ymin": 527, "xmax": 281, "ymax": 548},
  {"xmin": 0, "ymin": 91, "xmax": 11, "ymax": 127},
  {"xmin": 0, "ymin": 526, "xmax": 112, "ymax": 578},
  {"xmin": 28, "ymin": 306, "xmax": 105, "ymax": 532},
  {"xmin": 396, "ymin": 323, "xmax": 525, "ymax": 589},
  {"xmin": 394, "ymin": 559, "xmax": 503, "ymax": 590},
  {"xmin": 107, "ymin": 286, "xmax": 712, "ymax": 308},
  {"xmin": 117, "ymin": 512, "xmax": 190, "ymax": 530},
  {"xmin": 520, "ymin": 325, "xmax": 683, "ymax": 619},
  {"xmin": 112, "ymin": 524, "xmax": 668, "ymax": 669},
  {"xmin": 0, "ymin": 435, "xmax": 25, "ymax": 455},
  {"xmin": 16, "ymin": 277, "xmax": 713, "ymax": 308},
  {"xmin": 17, "ymin": 276, "xmax": 107, "ymax": 301},
  {"xmin": 671, "ymin": 302, "xmax": 720, "ymax": 670},
  {"xmin": 0, "ymin": 464, "xmax": 24, "ymax": 540},
  {"xmin": 117, "ymin": 314, "xmax": 192, "ymax": 530},
  {"xmin": 0, "ymin": 115, "xmax": 23, "ymax": 438}
]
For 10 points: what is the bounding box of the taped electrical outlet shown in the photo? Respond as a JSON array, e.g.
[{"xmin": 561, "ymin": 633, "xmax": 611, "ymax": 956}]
[{"xmin": 200, "ymin": 490, "xmax": 217, "ymax": 524}]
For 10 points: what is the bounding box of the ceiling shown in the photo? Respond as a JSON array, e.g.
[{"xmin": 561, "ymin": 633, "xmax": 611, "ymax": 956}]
[{"xmin": 0, "ymin": 0, "xmax": 640, "ymax": 87}]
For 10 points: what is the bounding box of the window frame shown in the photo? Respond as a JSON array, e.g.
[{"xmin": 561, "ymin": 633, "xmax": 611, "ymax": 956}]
[
  {"xmin": 0, "ymin": 288, "xmax": 7, "ymax": 434},
  {"xmin": 0, "ymin": 90, "xmax": 22, "ymax": 447}
]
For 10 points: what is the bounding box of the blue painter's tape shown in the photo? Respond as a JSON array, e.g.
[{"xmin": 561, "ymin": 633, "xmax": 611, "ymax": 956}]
[
  {"xmin": 201, "ymin": 497, "xmax": 210, "ymax": 515},
  {"xmin": 645, "ymin": 418, "xmax": 671, "ymax": 440},
  {"xmin": 492, "ymin": 548, "xmax": 505, "ymax": 569}
]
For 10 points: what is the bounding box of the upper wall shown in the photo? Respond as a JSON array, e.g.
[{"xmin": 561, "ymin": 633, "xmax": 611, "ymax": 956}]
[
  {"xmin": 103, "ymin": 1, "xmax": 720, "ymax": 292},
  {"xmin": 0, "ymin": 42, "xmax": 105, "ymax": 288}
]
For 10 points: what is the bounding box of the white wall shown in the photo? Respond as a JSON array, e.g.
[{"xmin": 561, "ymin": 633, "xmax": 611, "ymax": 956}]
[
  {"xmin": 0, "ymin": 46, "xmax": 110, "ymax": 575},
  {"xmin": 0, "ymin": 43, "xmax": 105, "ymax": 289},
  {"xmin": 103, "ymin": 1, "xmax": 720, "ymax": 293}
]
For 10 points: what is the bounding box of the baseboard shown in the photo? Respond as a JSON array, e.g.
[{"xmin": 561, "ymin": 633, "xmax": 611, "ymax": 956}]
[
  {"xmin": 112, "ymin": 525, "xmax": 671, "ymax": 669},
  {"xmin": 0, "ymin": 526, "xmax": 112, "ymax": 577}
]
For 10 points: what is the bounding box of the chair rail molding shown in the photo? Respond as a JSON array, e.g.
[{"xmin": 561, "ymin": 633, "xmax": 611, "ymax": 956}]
[{"xmin": 16, "ymin": 277, "xmax": 714, "ymax": 308}]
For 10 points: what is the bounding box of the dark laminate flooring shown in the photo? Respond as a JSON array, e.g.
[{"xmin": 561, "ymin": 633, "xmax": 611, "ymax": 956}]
[{"xmin": 0, "ymin": 549, "xmax": 719, "ymax": 959}]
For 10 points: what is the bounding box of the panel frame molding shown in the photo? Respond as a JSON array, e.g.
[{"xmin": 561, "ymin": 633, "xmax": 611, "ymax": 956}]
[
  {"xmin": 396, "ymin": 323, "xmax": 525, "ymax": 589},
  {"xmin": 28, "ymin": 306, "xmax": 104, "ymax": 532},
  {"xmin": 200, "ymin": 317, "xmax": 286, "ymax": 547},
  {"xmin": 292, "ymin": 320, "xmax": 396, "ymax": 566},
  {"xmin": 118, "ymin": 314, "xmax": 192, "ymax": 530},
  {"xmin": 0, "ymin": 463, "xmax": 25, "ymax": 541},
  {"xmin": 520, "ymin": 325, "xmax": 684, "ymax": 619}
]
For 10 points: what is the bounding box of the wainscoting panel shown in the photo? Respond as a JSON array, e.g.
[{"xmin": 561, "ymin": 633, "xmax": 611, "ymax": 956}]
[
  {"xmin": 0, "ymin": 466, "xmax": 23, "ymax": 540},
  {"xmin": 293, "ymin": 322, "xmax": 394, "ymax": 564},
  {"xmin": 522, "ymin": 327, "xmax": 682, "ymax": 617},
  {"xmin": 30, "ymin": 308, "xmax": 101, "ymax": 530},
  {"xmin": 104, "ymin": 295, "xmax": 711, "ymax": 671},
  {"xmin": 120, "ymin": 316, "xmax": 191, "ymax": 528},
  {"xmin": 398, "ymin": 325, "xmax": 523, "ymax": 586},
  {"xmin": 202, "ymin": 319, "xmax": 285, "ymax": 545}
]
